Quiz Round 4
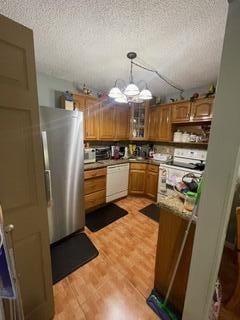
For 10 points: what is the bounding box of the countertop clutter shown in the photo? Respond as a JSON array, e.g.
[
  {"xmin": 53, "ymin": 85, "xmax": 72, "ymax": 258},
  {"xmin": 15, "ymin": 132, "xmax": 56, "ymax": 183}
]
[
  {"xmin": 84, "ymin": 158, "xmax": 163, "ymax": 170},
  {"xmin": 157, "ymin": 189, "xmax": 197, "ymax": 222}
]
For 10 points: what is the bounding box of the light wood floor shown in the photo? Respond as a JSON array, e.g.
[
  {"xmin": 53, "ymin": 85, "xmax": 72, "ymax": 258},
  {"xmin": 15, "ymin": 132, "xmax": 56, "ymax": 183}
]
[
  {"xmin": 53, "ymin": 196, "xmax": 159, "ymax": 320},
  {"xmin": 53, "ymin": 196, "xmax": 238, "ymax": 320}
]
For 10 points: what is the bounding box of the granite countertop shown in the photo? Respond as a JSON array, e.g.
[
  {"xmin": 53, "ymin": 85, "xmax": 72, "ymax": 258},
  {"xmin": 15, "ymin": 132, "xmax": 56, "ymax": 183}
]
[
  {"xmin": 84, "ymin": 158, "xmax": 163, "ymax": 170},
  {"xmin": 84, "ymin": 162, "xmax": 108, "ymax": 170},
  {"xmin": 157, "ymin": 189, "xmax": 198, "ymax": 223}
]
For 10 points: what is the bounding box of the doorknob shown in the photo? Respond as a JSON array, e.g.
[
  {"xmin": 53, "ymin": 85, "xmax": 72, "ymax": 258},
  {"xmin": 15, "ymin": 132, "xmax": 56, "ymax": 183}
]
[{"xmin": 5, "ymin": 224, "xmax": 15, "ymax": 233}]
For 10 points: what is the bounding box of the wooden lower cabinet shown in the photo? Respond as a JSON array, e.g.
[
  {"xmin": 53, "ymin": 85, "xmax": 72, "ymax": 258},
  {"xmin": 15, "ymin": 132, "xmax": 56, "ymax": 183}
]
[
  {"xmin": 85, "ymin": 189, "xmax": 106, "ymax": 211},
  {"xmin": 128, "ymin": 163, "xmax": 159, "ymax": 199},
  {"xmin": 154, "ymin": 208, "xmax": 195, "ymax": 313},
  {"xmin": 145, "ymin": 169, "xmax": 159, "ymax": 200},
  {"xmin": 84, "ymin": 167, "xmax": 106, "ymax": 212},
  {"xmin": 129, "ymin": 169, "xmax": 146, "ymax": 195}
]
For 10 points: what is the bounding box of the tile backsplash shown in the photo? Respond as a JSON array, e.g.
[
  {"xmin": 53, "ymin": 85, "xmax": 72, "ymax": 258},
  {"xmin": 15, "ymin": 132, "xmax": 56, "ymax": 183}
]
[{"xmin": 154, "ymin": 144, "xmax": 175, "ymax": 154}]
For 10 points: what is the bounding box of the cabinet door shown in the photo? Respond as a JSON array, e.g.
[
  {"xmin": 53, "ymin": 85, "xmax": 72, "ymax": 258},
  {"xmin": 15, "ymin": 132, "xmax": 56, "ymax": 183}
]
[
  {"xmin": 159, "ymin": 105, "xmax": 172, "ymax": 141},
  {"xmin": 129, "ymin": 170, "xmax": 146, "ymax": 194},
  {"xmin": 148, "ymin": 107, "xmax": 159, "ymax": 141},
  {"xmin": 191, "ymin": 97, "xmax": 213, "ymax": 121},
  {"xmin": 145, "ymin": 170, "xmax": 159, "ymax": 200},
  {"xmin": 99, "ymin": 101, "xmax": 115, "ymax": 139},
  {"xmin": 115, "ymin": 104, "xmax": 129, "ymax": 140},
  {"xmin": 85, "ymin": 99, "xmax": 99, "ymax": 140},
  {"xmin": 73, "ymin": 94, "xmax": 85, "ymax": 111},
  {"xmin": 129, "ymin": 102, "xmax": 149, "ymax": 140},
  {"xmin": 172, "ymin": 102, "xmax": 191, "ymax": 123}
]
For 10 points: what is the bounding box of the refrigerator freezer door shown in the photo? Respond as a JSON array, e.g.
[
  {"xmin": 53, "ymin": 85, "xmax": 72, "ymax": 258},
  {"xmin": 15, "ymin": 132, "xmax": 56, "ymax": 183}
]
[{"xmin": 40, "ymin": 107, "xmax": 84, "ymax": 243}]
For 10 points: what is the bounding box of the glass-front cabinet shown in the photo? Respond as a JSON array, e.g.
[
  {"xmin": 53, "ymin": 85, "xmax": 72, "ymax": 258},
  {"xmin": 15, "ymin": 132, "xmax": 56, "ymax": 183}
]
[{"xmin": 129, "ymin": 102, "xmax": 149, "ymax": 140}]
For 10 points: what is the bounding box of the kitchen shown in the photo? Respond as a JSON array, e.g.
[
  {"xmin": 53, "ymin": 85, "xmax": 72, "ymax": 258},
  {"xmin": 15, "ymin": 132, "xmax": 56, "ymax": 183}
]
[{"xmin": 0, "ymin": 1, "xmax": 240, "ymax": 320}]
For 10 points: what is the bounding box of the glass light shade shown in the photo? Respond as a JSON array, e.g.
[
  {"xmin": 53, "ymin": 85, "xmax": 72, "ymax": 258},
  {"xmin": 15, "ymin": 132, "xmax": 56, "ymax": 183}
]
[
  {"xmin": 108, "ymin": 87, "xmax": 122, "ymax": 98},
  {"xmin": 115, "ymin": 94, "xmax": 128, "ymax": 104},
  {"xmin": 139, "ymin": 89, "xmax": 152, "ymax": 100},
  {"xmin": 131, "ymin": 95, "xmax": 144, "ymax": 103},
  {"xmin": 124, "ymin": 83, "xmax": 140, "ymax": 96}
]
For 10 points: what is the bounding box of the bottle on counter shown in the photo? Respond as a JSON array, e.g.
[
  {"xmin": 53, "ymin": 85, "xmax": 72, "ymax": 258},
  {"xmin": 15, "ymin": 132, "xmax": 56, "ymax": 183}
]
[
  {"xmin": 148, "ymin": 145, "xmax": 154, "ymax": 158},
  {"xmin": 159, "ymin": 168, "xmax": 167, "ymax": 194}
]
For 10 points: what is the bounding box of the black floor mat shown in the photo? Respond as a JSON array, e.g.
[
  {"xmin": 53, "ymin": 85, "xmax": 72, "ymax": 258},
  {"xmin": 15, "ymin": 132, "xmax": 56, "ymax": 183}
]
[
  {"xmin": 51, "ymin": 232, "xmax": 98, "ymax": 284},
  {"xmin": 139, "ymin": 203, "xmax": 161, "ymax": 222},
  {"xmin": 86, "ymin": 203, "xmax": 128, "ymax": 232}
]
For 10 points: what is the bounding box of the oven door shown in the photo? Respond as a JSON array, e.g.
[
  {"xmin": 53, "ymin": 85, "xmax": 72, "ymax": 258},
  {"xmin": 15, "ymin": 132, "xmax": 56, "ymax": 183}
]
[{"xmin": 166, "ymin": 167, "xmax": 190, "ymax": 186}]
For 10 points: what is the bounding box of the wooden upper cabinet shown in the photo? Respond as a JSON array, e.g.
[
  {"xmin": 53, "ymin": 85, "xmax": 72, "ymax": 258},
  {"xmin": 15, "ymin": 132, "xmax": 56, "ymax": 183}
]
[
  {"xmin": 99, "ymin": 101, "xmax": 115, "ymax": 140},
  {"xmin": 190, "ymin": 97, "xmax": 214, "ymax": 122},
  {"xmin": 148, "ymin": 105, "xmax": 171, "ymax": 141},
  {"xmin": 85, "ymin": 98, "xmax": 99, "ymax": 140},
  {"xmin": 115, "ymin": 104, "xmax": 130, "ymax": 140},
  {"xmin": 159, "ymin": 105, "xmax": 172, "ymax": 141},
  {"xmin": 73, "ymin": 94, "xmax": 86, "ymax": 111},
  {"xmin": 172, "ymin": 102, "xmax": 191, "ymax": 123},
  {"xmin": 148, "ymin": 107, "xmax": 159, "ymax": 141},
  {"xmin": 129, "ymin": 102, "xmax": 149, "ymax": 140}
]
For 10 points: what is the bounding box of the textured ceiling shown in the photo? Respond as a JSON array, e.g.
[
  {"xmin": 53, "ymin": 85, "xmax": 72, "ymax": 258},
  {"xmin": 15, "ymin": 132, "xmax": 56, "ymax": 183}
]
[{"xmin": 0, "ymin": 0, "xmax": 228, "ymax": 96}]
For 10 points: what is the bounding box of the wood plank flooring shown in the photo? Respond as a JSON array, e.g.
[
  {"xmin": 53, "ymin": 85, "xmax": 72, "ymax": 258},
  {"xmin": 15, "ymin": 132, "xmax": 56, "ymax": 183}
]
[
  {"xmin": 53, "ymin": 196, "xmax": 159, "ymax": 320},
  {"xmin": 53, "ymin": 196, "xmax": 238, "ymax": 320}
]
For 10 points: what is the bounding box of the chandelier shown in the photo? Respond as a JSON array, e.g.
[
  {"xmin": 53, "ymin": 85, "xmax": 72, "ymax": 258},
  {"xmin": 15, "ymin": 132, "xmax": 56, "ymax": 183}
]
[{"xmin": 108, "ymin": 52, "xmax": 184, "ymax": 104}]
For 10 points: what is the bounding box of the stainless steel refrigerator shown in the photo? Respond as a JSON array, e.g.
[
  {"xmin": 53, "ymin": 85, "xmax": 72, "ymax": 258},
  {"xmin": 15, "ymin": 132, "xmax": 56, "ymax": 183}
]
[{"xmin": 39, "ymin": 106, "xmax": 84, "ymax": 244}]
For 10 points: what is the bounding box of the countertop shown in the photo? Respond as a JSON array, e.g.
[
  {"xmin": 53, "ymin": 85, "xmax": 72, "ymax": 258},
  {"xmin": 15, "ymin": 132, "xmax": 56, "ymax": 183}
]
[
  {"xmin": 84, "ymin": 158, "xmax": 164, "ymax": 171},
  {"xmin": 157, "ymin": 189, "xmax": 198, "ymax": 222}
]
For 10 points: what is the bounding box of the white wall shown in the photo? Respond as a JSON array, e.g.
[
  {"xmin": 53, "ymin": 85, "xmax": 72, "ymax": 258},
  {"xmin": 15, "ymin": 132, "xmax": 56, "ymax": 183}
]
[
  {"xmin": 36, "ymin": 72, "xmax": 75, "ymax": 108},
  {"xmin": 183, "ymin": 1, "xmax": 240, "ymax": 318}
]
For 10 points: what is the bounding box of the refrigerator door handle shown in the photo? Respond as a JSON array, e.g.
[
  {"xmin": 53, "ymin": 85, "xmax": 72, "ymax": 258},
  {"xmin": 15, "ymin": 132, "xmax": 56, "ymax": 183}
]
[
  {"xmin": 41, "ymin": 131, "xmax": 52, "ymax": 207},
  {"xmin": 44, "ymin": 169, "xmax": 52, "ymax": 207}
]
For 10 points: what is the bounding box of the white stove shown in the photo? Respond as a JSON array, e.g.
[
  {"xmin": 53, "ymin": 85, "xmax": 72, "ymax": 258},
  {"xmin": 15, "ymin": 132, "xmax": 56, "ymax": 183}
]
[{"xmin": 157, "ymin": 148, "xmax": 207, "ymax": 200}]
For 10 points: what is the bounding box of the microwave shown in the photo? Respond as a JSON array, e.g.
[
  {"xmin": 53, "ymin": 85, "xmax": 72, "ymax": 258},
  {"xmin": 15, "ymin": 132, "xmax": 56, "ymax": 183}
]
[{"xmin": 84, "ymin": 148, "xmax": 96, "ymax": 164}]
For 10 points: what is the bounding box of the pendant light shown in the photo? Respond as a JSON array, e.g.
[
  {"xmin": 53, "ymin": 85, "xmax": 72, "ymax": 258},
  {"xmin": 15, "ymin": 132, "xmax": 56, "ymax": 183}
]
[
  {"xmin": 115, "ymin": 94, "xmax": 128, "ymax": 104},
  {"xmin": 124, "ymin": 52, "xmax": 140, "ymax": 97},
  {"xmin": 108, "ymin": 51, "xmax": 184, "ymax": 104},
  {"xmin": 139, "ymin": 88, "xmax": 152, "ymax": 100},
  {"xmin": 108, "ymin": 80, "xmax": 123, "ymax": 98}
]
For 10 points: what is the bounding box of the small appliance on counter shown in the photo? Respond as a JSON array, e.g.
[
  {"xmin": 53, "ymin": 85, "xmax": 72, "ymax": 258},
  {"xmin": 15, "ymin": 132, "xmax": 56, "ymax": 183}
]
[
  {"xmin": 153, "ymin": 153, "xmax": 172, "ymax": 163},
  {"xmin": 95, "ymin": 146, "xmax": 111, "ymax": 161},
  {"xmin": 84, "ymin": 148, "xmax": 96, "ymax": 164}
]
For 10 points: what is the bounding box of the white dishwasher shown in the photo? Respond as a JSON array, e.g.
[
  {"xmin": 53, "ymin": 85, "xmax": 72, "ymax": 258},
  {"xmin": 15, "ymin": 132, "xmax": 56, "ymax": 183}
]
[{"xmin": 106, "ymin": 163, "xmax": 129, "ymax": 203}]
